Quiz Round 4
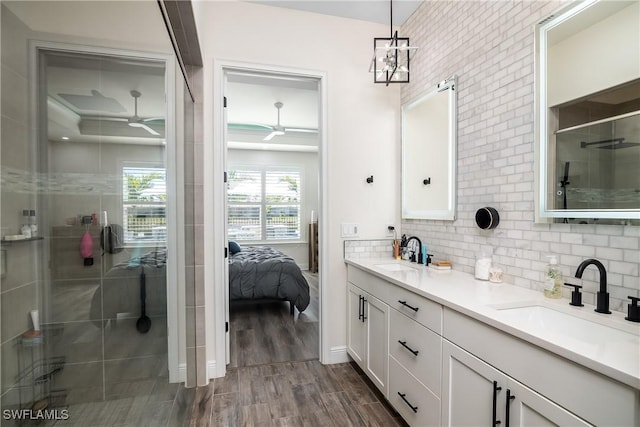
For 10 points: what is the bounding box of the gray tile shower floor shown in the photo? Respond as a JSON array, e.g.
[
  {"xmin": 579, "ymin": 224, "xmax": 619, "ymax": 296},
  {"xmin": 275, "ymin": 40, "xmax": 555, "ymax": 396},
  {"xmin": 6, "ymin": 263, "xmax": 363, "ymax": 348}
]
[{"xmin": 49, "ymin": 378, "xmax": 193, "ymax": 427}]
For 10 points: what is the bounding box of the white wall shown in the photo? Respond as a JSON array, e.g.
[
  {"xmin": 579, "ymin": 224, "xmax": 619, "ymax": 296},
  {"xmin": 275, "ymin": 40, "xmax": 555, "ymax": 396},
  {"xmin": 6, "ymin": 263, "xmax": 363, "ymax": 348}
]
[
  {"xmin": 228, "ymin": 148, "xmax": 319, "ymax": 268},
  {"xmin": 193, "ymin": 0, "xmax": 401, "ymax": 373}
]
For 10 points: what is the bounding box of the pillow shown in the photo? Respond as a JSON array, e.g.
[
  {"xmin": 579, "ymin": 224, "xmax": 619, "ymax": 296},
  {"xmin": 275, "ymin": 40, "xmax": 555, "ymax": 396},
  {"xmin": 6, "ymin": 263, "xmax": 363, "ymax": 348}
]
[{"xmin": 229, "ymin": 240, "xmax": 242, "ymax": 254}]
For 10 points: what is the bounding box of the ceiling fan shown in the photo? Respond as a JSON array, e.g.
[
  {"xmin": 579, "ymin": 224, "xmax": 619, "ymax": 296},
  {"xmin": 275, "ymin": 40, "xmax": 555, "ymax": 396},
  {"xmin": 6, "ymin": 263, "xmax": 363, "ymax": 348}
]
[
  {"xmin": 264, "ymin": 101, "xmax": 286, "ymax": 141},
  {"xmin": 127, "ymin": 90, "xmax": 160, "ymax": 136},
  {"xmin": 227, "ymin": 101, "xmax": 318, "ymax": 141}
]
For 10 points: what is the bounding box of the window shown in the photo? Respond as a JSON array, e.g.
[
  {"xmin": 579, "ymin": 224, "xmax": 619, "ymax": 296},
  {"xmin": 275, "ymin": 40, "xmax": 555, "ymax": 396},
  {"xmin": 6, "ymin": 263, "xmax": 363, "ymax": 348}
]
[
  {"xmin": 122, "ymin": 165, "xmax": 166, "ymax": 244},
  {"xmin": 227, "ymin": 168, "xmax": 301, "ymax": 241}
]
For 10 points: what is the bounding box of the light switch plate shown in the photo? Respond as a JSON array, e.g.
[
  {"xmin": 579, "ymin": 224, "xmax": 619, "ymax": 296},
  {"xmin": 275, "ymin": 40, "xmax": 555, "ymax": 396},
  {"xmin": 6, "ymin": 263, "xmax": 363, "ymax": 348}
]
[{"xmin": 341, "ymin": 223, "xmax": 358, "ymax": 237}]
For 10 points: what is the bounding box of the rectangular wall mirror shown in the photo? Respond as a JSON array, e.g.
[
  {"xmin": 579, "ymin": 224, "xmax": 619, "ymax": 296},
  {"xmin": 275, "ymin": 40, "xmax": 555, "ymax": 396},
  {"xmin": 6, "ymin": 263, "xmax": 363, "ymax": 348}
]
[
  {"xmin": 535, "ymin": 0, "xmax": 640, "ymax": 224},
  {"xmin": 402, "ymin": 76, "xmax": 457, "ymax": 220}
]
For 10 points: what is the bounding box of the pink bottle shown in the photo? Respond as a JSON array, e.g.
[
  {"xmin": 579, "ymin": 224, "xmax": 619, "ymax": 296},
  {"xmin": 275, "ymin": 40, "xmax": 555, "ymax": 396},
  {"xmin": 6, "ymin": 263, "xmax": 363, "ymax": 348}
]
[{"xmin": 81, "ymin": 231, "xmax": 94, "ymax": 266}]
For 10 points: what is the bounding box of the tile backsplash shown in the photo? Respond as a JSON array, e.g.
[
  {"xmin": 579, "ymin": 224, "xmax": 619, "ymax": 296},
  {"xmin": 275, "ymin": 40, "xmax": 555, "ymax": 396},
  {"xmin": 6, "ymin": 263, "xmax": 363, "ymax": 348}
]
[
  {"xmin": 344, "ymin": 239, "xmax": 395, "ymax": 260},
  {"xmin": 400, "ymin": 0, "xmax": 639, "ymax": 313}
]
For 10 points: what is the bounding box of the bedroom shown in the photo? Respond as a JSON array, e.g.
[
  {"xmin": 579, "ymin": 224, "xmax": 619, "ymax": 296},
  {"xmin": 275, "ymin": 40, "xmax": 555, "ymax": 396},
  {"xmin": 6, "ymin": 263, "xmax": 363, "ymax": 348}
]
[{"xmin": 224, "ymin": 70, "xmax": 321, "ymax": 367}]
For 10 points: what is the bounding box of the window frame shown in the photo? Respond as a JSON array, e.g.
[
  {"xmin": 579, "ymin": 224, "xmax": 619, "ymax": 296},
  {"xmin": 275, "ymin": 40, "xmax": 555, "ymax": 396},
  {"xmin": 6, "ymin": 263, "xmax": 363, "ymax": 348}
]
[{"xmin": 227, "ymin": 165, "xmax": 304, "ymax": 243}]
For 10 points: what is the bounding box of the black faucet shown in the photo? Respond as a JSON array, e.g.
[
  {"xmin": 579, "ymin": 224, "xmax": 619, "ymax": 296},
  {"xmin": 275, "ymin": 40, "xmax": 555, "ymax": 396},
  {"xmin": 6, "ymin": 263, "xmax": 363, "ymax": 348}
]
[
  {"xmin": 575, "ymin": 259, "xmax": 611, "ymax": 314},
  {"xmin": 405, "ymin": 236, "xmax": 422, "ymax": 263}
]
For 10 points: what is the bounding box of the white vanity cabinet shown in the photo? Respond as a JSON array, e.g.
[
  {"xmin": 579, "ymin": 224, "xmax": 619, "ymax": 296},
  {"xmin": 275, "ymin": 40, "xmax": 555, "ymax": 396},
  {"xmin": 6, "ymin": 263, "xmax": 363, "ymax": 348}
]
[
  {"xmin": 443, "ymin": 308, "xmax": 638, "ymax": 427},
  {"xmin": 347, "ymin": 282, "xmax": 389, "ymax": 394},
  {"xmin": 347, "ymin": 265, "xmax": 443, "ymax": 425},
  {"xmin": 442, "ymin": 340, "xmax": 591, "ymax": 427}
]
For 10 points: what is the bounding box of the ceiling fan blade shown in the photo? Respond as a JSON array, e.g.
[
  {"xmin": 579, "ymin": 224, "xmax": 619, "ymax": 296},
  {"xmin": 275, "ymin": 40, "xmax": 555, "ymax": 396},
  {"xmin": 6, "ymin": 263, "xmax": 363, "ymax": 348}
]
[
  {"xmin": 284, "ymin": 127, "xmax": 318, "ymax": 134},
  {"xmin": 228, "ymin": 122, "xmax": 274, "ymax": 132},
  {"xmin": 129, "ymin": 121, "xmax": 160, "ymax": 136},
  {"xmin": 263, "ymin": 130, "xmax": 284, "ymax": 141}
]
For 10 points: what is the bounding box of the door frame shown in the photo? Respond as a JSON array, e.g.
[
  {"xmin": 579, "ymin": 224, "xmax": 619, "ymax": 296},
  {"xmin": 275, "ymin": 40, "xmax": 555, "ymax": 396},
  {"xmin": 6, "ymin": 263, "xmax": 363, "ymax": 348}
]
[
  {"xmin": 29, "ymin": 40, "xmax": 182, "ymax": 382},
  {"xmin": 208, "ymin": 59, "xmax": 328, "ymax": 378}
]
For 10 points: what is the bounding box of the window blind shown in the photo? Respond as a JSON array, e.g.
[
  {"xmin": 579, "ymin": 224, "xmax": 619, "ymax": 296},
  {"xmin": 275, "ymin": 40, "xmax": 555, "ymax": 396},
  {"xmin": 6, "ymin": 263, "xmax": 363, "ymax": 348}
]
[
  {"xmin": 227, "ymin": 168, "xmax": 301, "ymax": 241},
  {"xmin": 122, "ymin": 166, "xmax": 167, "ymax": 243}
]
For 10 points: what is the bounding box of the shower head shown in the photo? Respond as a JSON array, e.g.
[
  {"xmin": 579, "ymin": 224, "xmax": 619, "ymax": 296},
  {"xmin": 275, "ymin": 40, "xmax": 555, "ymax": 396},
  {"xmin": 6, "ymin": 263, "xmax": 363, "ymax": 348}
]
[{"xmin": 580, "ymin": 138, "xmax": 640, "ymax": 150}]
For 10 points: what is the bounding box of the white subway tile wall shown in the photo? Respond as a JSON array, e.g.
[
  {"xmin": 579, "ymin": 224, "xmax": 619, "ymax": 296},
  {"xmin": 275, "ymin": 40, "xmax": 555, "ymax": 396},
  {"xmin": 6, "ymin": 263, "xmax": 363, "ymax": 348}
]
[
  {"xmin": 344, "ymin": 240, "xmax": 395, "ymax": 260},
  {"xmin": 399, "ymin": 0, "xmax": 639, "ymax": 313}
]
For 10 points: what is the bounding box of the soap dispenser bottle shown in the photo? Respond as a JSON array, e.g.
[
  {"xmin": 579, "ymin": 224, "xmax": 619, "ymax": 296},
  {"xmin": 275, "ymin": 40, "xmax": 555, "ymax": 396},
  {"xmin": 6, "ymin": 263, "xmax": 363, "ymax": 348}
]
[{"xmin": 544, "ymin": 255, "xmax": 562, "ymax": 299}]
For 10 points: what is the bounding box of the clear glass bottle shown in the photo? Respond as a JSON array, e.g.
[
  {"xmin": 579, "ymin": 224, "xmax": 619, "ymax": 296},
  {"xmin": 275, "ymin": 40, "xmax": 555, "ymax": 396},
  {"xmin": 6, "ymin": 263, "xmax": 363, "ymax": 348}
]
[
  {"xmin": 29, "ymin": 209, "xmax": 38, "ymax": 237},
  {"xmin": 21, "ymin": 209, "xmax": 31, "ymax": 238},
  {"xmin": 544, "ymin": 255, "xmax": 562, "ymax": 298}
]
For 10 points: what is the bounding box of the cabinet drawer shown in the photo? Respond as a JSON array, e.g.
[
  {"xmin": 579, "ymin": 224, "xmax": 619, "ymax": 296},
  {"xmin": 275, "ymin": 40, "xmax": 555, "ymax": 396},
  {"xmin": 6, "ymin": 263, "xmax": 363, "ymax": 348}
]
[
  {"xmin": 389, "ymin": 355, "xmax": 441, "ymax": 427},
  {"xmin": 348, "ymin": 265, "xmax": 392, "ymax": 303},
  {"xmin": 348, "ymin": 265, "xmax": 442, "ymax": 333},
  {"xmin": 389, "ymin": 309, "xmax": 441, "ymax": 396},
  {"xmin": 391, "ymin": 285, "xmax": 442, "ymax": 334}
]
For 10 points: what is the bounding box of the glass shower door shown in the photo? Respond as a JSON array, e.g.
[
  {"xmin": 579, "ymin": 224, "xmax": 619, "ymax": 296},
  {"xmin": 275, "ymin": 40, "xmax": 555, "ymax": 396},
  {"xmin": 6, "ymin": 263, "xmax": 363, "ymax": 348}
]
[{"xmin": 38, "ymin": 49, "xmax": 171, "ymax": 421}]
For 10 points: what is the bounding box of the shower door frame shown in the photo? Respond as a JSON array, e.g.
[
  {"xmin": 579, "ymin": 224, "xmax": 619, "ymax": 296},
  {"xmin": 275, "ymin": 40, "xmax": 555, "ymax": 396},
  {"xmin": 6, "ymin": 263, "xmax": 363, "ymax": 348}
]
[{"xmin": 28, "ymin": 40, "xmax": 183, "ymax": 383}]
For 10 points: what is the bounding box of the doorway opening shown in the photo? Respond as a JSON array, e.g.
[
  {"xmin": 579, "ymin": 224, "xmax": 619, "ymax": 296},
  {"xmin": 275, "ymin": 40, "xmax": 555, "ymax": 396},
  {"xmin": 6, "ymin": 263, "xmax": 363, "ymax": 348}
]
[{"xmin": 223, "ymin": 68, "xmax": 322, "ymax": 368}]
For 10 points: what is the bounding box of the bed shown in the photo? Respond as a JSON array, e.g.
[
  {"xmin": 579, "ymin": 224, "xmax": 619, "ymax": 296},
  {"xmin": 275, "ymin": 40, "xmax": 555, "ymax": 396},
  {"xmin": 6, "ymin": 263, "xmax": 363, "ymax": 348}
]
[{"xmin": 228, "ymin": 245, "xmax": 310, "ymax": 315}]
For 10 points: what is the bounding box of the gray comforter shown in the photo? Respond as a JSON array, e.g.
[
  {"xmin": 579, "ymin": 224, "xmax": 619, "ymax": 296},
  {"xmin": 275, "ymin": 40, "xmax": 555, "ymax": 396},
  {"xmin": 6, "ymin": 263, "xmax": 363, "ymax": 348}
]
[{"xmin": 229, "ymin": 246, "xmax": 310, "ymax": 312}]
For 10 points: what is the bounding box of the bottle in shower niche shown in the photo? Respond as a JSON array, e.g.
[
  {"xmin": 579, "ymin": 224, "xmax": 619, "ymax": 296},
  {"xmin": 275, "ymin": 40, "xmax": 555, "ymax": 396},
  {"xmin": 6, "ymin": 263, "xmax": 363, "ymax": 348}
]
[
  {"xmin": 544, "ymin": 255, "xmax": 562, "ymax": 299},
  {"xmin": 29, "ymin": 210, "xmax": 38, "ymax": 237},
  {"xmin": 21, "ymin": 210, "xmax": 31, "ymax": 238}
]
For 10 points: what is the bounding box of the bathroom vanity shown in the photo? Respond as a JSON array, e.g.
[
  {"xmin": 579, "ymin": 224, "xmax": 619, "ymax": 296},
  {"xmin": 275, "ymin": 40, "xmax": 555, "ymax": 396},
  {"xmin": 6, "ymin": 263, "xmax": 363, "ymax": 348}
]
[{"xmin": 346, "ymin": 259, "xmax": 639, "ymax": 426}]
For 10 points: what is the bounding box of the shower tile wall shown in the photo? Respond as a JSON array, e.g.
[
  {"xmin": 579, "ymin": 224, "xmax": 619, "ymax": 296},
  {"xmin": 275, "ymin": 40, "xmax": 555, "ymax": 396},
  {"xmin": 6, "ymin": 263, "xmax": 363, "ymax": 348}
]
[{"xmin": 1, "ymin": 5, "xmax": 41, "ymax": 417}]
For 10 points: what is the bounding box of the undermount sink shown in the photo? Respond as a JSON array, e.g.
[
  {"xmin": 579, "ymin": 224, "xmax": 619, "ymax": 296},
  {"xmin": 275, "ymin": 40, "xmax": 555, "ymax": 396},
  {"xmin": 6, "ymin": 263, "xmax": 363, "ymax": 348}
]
[
  {"xmin": 374, "ymin": 263, "xmax": 418, "ymax": 272},
  {"xmin": 495, "ymin": 304, "xmax": 639, "ymax": 345}
]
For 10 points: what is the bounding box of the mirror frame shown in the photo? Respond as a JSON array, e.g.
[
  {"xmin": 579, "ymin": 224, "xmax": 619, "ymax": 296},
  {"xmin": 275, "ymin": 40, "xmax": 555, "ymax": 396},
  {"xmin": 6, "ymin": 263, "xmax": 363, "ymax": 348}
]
[
  {"xmin": 402, "ymin": 76, "xmax": 457, "ymax": 220},
  {"xmin": 535, "ymin": 0, "xmax": 640, "ymax": 221}
]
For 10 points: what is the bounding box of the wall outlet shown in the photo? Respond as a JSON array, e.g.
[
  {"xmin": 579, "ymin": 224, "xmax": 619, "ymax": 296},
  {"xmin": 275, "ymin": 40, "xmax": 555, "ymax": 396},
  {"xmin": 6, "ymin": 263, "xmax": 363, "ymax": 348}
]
[{"xmin": 341, "ymin": 223, "xmax": 358, "ymax": 237}]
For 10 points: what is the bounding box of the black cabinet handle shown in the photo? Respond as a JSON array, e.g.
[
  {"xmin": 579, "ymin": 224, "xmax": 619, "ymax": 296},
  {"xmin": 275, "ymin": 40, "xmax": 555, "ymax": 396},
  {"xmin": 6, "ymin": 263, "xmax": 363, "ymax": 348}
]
[
  {"xmin": 397, "ymin": 392, "xmax": 418, "ymax": 413},
  {"xmin": 398, "ymin": 340, "xmax": 419, "ymax": 356},
  {"xmin": 505, "ymin": 389, "xmax": 515, "ymax": 427},
  {"xmin": 362, "ymin": 297, "xmax": 367, "ymax": 322},
  {"xmin": 358, "ymin": 295, "xmax": 363, "ymax": 320},
  {"xmin": 398, "ymin": 300, "xmax": 419, "ymax": 312},
  {"xmin": 492, "ymin": 381, "xmax": 502, "ymax": 426}
]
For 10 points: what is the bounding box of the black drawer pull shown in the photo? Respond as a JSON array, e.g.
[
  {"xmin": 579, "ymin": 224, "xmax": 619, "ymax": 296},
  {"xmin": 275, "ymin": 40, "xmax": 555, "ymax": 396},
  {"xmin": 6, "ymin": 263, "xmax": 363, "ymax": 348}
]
[
  {"xmin": 505, "ymin": 389, "xmax": 515, "ymax": 427},
  {"xmin": 398, "ymin": 300, "xmax": 419, "ymax": 312},
  {"xmin": 362, "ymin": 297, "xmax": 367, "ymax": 322},
  {"xmin": 397, "ymin": 392, "xmax": 418, "ymax": 413},
  {"xmin": 492, "ymin": 380, "xmax": 502, "ymax": 426},
  {"xmin": 398, "ymin": 340, "xmax": 419, "ymax": 356}
]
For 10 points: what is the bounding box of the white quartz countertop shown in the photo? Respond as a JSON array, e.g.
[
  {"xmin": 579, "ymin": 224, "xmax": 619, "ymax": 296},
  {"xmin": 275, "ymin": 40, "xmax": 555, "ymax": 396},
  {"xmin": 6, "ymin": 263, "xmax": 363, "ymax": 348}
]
[{"xmin": 345, "ymin": 258, "xmax": 640, "ymax": 390}]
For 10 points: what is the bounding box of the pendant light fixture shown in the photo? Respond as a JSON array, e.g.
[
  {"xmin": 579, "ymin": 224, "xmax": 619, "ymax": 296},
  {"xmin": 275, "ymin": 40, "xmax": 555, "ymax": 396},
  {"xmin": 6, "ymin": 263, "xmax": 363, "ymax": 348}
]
[{"xmin": 369, "ymin": 0, "xmax": 418, "ymax": 86}]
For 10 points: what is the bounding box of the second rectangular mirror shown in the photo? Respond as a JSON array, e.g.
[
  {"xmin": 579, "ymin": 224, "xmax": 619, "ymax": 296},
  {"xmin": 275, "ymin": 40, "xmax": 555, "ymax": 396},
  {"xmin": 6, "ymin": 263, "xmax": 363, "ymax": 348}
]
[{"xmin": 402, "ymin": 76, "xmax": 457, "ymax": 220}]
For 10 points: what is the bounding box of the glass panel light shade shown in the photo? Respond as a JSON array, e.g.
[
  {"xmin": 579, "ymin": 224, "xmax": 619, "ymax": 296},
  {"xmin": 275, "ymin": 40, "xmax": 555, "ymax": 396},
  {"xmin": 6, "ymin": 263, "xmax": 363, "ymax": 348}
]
[{"xmin": 370, "ymin": 31, "xmax": 412, "ymax": 85}]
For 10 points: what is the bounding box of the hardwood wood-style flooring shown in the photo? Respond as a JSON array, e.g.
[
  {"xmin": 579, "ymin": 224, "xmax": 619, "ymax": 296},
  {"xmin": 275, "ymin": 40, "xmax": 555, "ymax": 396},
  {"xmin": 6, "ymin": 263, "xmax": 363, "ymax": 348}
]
[
  {"xmin": 189, "ymin": 272, "xmax": 407, "ymax": 426},
  {"xmin": 228, "ymin": 272, "xmax": 320, "ymax": 368},
  {"xmin": 189, "ymin": 360, "xmax": 407, "ymax": 427}
]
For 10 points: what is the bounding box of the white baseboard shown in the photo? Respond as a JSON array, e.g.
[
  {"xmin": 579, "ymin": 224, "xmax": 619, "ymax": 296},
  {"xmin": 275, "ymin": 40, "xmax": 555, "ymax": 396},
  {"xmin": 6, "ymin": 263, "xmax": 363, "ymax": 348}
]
[
  {"xmin": 176, "ymin": 363, "xmax": 187, "ymax": 383},
  {"xmin": 327, "ymin": 345, "xmax": 349, "ymax": 364},
  {"xmin": 208, "ymin": 360, "xmax": 221, "ymax": 380}
]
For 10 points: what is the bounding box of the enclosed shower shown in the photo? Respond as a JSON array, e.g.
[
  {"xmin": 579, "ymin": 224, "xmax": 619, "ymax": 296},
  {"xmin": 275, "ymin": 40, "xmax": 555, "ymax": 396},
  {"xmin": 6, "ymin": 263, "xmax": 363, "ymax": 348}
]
[{"xmin": 0, "ymin": 22, "xmax": 186, "ymax": 423}]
